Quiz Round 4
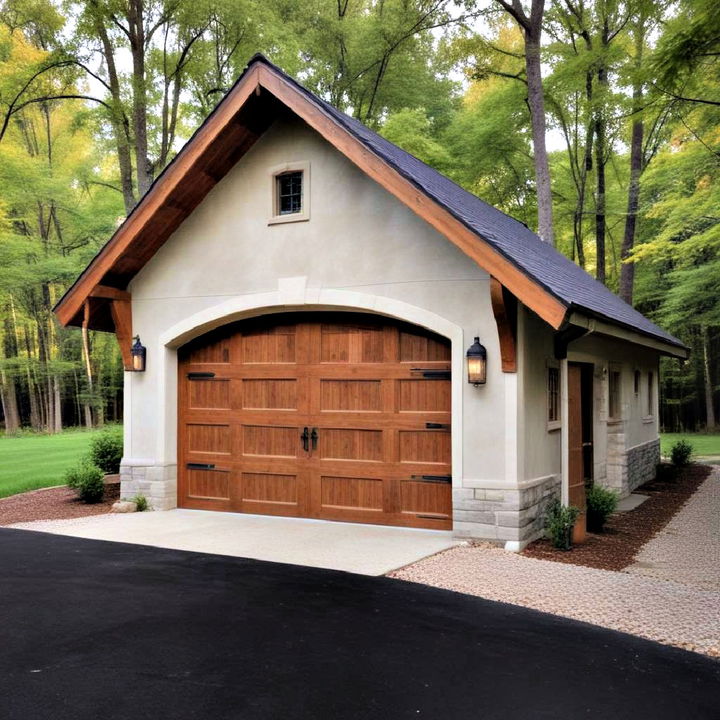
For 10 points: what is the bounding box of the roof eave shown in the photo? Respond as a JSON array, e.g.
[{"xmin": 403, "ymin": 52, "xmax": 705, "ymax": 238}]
[{"xmin": 566, "ymin": 311, "xmax": 689, "ymax": 359}]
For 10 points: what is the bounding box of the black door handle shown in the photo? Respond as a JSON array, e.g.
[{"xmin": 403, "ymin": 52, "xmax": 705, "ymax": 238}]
[
  {"xmin": 311, "ymin": 427, "xmax": 318, "ymax": 451},
  {"xmin": 300, "ymin": 427, "xmax": 309, "ymax": 452}
]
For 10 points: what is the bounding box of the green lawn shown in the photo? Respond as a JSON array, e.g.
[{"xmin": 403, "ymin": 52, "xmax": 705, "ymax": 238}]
[
  {"xmin": 661, "ymin": 433, "xmax": 720, "ymax": 458},
  {"xmin": 0, "ymin": 429, "xmax": 105, "ymax": 499}
]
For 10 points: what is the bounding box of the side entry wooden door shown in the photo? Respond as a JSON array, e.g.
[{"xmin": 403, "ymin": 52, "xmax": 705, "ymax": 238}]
[{"xmin": 567, "ymin": 363, "xmax": 590, "ymax": 542}]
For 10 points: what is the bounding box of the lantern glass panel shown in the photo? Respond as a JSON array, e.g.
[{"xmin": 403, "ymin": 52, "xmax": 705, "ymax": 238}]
[{"xmin": 467, "ymin": 356, "xmax": 486, "ymax": 385}]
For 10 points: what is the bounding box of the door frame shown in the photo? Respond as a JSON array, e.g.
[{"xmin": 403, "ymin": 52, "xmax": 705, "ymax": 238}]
[{"xmin": 152, "ymin": 287, "xmax": 465, "ymax": 501}]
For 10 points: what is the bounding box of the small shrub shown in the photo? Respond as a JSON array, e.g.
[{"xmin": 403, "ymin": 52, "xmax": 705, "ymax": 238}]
[
  {"xmin": 65, "ymin": 459, "xmax": 105, "ymax": 503},
  {"xmin": 544, "ymin": 498, "xmax": 581, "ymax": 550},
  {"xmin": 670, "ymin": 439, "xmax": 693, "ymax": 468},
  {"xmin": 586, "ymin": 484, "xmax": 618, "ymax": 533},
  {"xmin": 89, "ymin": 429, "xmax": 124, "ymax": 474},
  {"xmin": 131, "ymin": 494, "xmax": 149, "ymax": 512}
]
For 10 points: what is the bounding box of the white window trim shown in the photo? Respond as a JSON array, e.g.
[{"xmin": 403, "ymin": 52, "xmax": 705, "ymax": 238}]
[{"xmin": 268, "ymin": 161, "xmax": 310, "ymax": 225}]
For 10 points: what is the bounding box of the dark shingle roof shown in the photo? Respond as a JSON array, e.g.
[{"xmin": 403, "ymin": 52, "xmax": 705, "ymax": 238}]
[{"xmin": 253, "ymin": 56, "xmax": 684, "ymax": 352}]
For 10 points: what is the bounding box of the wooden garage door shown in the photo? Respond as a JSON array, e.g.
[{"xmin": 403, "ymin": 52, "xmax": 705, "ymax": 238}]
[{"xmin": 178, "ymin": 313, "xmax": 452, "ymax": 530}]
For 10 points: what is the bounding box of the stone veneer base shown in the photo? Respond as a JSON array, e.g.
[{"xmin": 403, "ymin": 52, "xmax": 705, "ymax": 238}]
[
  {"xmin": 604, "ymin": 437, "xmax": 660, "ymax": 497},
  {"xmin": 119, "ymin": 463, "xmax": 178, "ymax": 511},
  {"xmin": 452, "ymin": 475, "xmax": 561, "ymax": 550}
]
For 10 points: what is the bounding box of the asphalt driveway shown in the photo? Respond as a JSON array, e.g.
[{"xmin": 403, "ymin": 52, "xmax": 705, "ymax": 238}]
[{"xmin": 1, "ymin": 528, "xmax": 717, "ymax": 720}]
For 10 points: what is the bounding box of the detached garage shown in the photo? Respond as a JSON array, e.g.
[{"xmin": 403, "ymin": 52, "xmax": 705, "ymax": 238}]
[{"xmin": 54, "ymin": 55, "xmax": 687, "ymax": 550}]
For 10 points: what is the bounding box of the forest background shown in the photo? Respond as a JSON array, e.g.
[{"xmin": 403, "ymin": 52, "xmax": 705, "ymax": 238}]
[{"xmin": 0, "ymin": 0, "xmax": 717, "ymax": 434}]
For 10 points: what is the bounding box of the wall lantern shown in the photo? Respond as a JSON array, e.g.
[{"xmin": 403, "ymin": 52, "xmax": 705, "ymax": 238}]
[
  {"xmin": 466, "ymin": 336, "xmax": 487, "ymax": 386},
  {"xmin": 131, "ymin": 335, "xmax": 146, "ymax": 372}
]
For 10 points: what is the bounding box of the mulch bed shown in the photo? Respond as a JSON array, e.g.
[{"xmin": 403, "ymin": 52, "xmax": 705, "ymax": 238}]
[
  {"xmin": 522, "ymin": 464, "xmax": 712, "ymax": 571},
  {"xmin": 0, "ymin": 475, "xmax": 121, "ymax": 526}
]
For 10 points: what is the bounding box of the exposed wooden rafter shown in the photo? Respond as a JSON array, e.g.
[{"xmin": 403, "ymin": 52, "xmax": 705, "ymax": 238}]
[{"xmin": 489, "ymin": 278, "xmax": 517, "ymax": 373}]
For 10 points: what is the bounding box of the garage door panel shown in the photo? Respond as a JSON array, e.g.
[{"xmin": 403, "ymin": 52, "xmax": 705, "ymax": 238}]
[
  {"xmin": 400, "ymin": 479, "xmax": 452, "ymax": 518},
  {"xmin": 317, "ymin": 428, "xmax": 383, "ymax": 462},
  {"xmin": 398, "ymin": 430, "xmax": 451, "ymax": 465},
  {"xmin": 186, "ymin": 423, "xmax": 232, "ymax": 455},
  {"xmin": 397, "ymin": 379, "xmax": 451, "ymax": 413},
  {"xmin": 186, "ymin": 467, "xmax": 231, "ymax": 501},
  {"xmin": 187, "ymin": 378, "xmax": 231, "ymax": 410},
  {"xmin": 242, "ymin": 425, "xmax": 299, "ymax": 458},
  {"xmin": 320, "ymin": 379, "xmax": 382, "ymax": 412},
  {"xmin": 320, "ymin": 475, "xmax": 384, "ymax": 513},
  {"xmin": 319, "ymin": 323, "xmax": 385, "ymax": 364},
  {"xmin": 399, "ymin": 330, "xmax": 451, "ymax": 363},
  {"xmin": 242, "ymin": 378, "xmax": 298, "ymax": 410},
  {"xmin": 186, "ymin": 335, "xmax": 232, "ymax": 365},
  {"xmin": 241, "ymin": 472, "xmax": 299, "ymax": 506},
  {"xmin": 242, "ymin": 324, "xmax": 297, "ymax": 364}
]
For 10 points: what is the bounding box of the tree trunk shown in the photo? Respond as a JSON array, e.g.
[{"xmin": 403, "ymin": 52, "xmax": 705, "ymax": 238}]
[
  {"xmin": 53, "ymin": 375, "xmax": 62, "ymax": 432},
  {"xmin": 574, "ymin": 68, "xmax": 595, "ymax": 268},
  {"xmin": 23, "ymin": 324, "xmax": 41, "ymax": 430},
  {"xmin": 128, "ymin": 0, "xmax": 153, "ymax": 198},
  {"xmin": 593, "ymin": 17, "xmax": 609, "ymax": 286},
  {"xmin": 525, "ymin": 30, "xmax": 555, "ymax": 245},
  {"xmin": 619, "ymin": 111, "xmax": 643, "ymax": 303},
  {"xmin": 0, "ymin": 369, "xmax": 21, "ymax": 434},
  {"xmin": 702, "ymin": 325, "xmax": 717, "ymax": 430},
  {"xmin": 594, "ymin": 107, "xmax": 606, "ymax": 284},
  {"xmin": 619, "ymin": 14, "xmax": 647, "ymax": 304},
  {"xmin": 1, "ymin": 305, "xmax": 21, "ymax": 433},
  {"xmin": 494, "ymin": 0, "xmax": 554, "ymax": 245},
  {"xmin": 81, "ymin": 320, "xmax": 95, "ymax": 427},
  {"xmin": 93, "ymin": 10, "xmax": 136, "ymax": 214}
]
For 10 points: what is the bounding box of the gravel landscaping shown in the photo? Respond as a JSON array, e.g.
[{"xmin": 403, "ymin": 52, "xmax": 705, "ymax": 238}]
[
  {"xmin": 391, "ymin": 466, "xmax": 720, "ymax": 658},
  {"xmin": 0, "ymin": 476, "xmax": 120, "ymax": 526},
  {"xmin": 627, "ymin": 469, "xmax": 720, "ymax": 591},
  {"xmin": 390, "ymin": 542, "xmax": 719, "ymax": 657}
]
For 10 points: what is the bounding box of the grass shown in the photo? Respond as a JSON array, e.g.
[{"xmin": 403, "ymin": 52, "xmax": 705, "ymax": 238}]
[
  {"xmin": 661, "ymin": 432, "xmax": 720, "ymax": 458},
  {"xmin": 0, "ymin": 428, "xmax": 107, "ymax": 499}
]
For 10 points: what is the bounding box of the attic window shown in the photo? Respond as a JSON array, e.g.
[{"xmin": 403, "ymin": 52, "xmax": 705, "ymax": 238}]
[
  {"xmin": 269, "ymin": 162, "xmax": 310, "ymax": 225},
  {"xmin": 278, "ymin": 171, "xmax": 302, "ymax": 215}
]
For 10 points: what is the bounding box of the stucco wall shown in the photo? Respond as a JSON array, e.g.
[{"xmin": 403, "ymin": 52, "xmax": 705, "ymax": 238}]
[
  {"xmin": 519, "ymin": 310, "xmax": 661, "ymax": 505},
  {"xmin": 122, "ymin": 114, "xmax": 523, "ymax": 524}
]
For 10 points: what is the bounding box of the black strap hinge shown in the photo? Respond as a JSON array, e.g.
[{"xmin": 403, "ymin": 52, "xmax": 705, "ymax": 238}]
[
  {"xmin": 411, "ymin": 474, "xmax": 452, "ymax": 484},
  {"xmin": 411, "ymin": 368, "xmax": 451, "ymax": 379}
]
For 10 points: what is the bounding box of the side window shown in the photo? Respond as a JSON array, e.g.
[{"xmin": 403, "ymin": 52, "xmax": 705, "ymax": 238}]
[
  {"xmin": 634, "ymin": 369, "xmax": 640, "ymax": 396},
  {"xmin": 547, "ymin": 366, "xmax": 560, "ymax": 427},
  {"xmin": 608, "ymin": 369, "xmax": 622, "ymax": 421},
  {"xmin": 647, "ymin": 372, "xmax": 654, "ymax": 417}
]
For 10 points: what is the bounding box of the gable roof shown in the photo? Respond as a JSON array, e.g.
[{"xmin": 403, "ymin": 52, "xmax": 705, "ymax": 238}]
[{"xmin": 54, "ymin": 54, "xmax": 686, "ymax": 357}]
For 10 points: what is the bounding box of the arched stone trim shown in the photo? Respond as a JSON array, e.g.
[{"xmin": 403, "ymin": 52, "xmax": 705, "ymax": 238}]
[{"xmin": 152, "ymin": 286, "xmax": 465, "ymax": 498}]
